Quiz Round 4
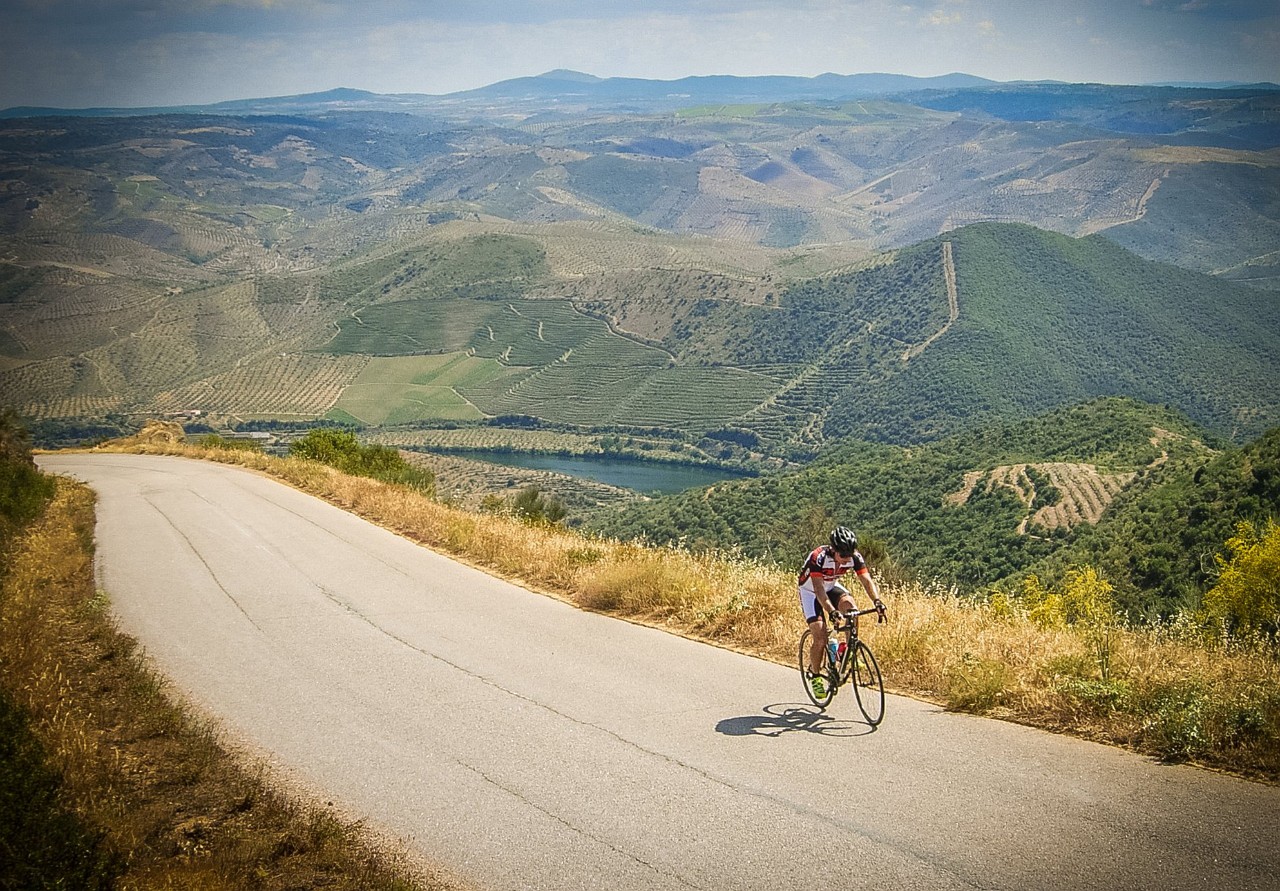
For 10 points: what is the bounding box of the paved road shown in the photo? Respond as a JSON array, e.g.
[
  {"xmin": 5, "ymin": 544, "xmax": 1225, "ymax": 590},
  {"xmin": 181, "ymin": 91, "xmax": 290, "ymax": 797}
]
[{"xmin": 41, "ymin": 453, "xmax": 1280, "ymax": 891}]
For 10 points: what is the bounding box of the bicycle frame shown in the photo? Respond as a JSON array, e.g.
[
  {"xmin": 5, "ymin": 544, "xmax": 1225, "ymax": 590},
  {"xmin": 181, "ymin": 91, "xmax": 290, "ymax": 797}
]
[{"xmin": 799, "ymin": 605, "xmax": 886, "ymax": 723}]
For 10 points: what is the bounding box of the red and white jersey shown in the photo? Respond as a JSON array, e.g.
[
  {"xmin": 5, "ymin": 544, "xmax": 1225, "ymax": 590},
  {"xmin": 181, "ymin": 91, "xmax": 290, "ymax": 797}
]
[{"xmin": 797, "ymin": 545, "xmax": 867, "ymax": 590}]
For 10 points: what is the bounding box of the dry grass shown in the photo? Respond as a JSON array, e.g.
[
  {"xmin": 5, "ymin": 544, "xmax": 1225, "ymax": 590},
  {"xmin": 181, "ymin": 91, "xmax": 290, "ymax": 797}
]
[
  {"xmin": 84, "ymin": 436, "xmax": 1280, "ymax": 782},
  {"xmin": 0, "ymin": 476, "xmax": 461, "ymax": 890}
]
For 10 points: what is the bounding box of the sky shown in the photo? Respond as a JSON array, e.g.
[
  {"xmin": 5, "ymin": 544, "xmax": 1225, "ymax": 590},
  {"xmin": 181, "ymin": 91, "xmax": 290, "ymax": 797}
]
[{"xmin": 2, "ymin": 0, "xmax": 1279, "ymax": 109}]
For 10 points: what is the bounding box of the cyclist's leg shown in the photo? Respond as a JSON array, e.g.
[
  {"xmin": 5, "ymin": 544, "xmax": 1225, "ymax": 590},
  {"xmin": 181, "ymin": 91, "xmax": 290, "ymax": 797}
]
[
  {"xmin": 829, "ymin": 582, "xmax": 857, "ymax": 614},
  {"xmin": 798, "ymin": 585, "xmax": 828, "ymax": 674}
]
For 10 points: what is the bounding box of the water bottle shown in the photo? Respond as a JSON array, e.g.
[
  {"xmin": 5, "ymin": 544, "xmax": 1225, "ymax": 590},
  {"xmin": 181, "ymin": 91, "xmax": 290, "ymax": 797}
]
[
  {"xmin": 836, "ymin": 641, "xmax": 847, "ymax": 662},
  {"xmin": 828, "ymin": 640, "xmax": 839, "ymax": 667}
]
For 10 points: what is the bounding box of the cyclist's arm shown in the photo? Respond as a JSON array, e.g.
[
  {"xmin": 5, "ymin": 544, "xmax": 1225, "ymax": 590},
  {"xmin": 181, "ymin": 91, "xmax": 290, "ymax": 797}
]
[
  {"xmin": 810, "ymin": 575, "xmax": 838, "ymax": 614},
  {"xmin": 856, "ymin": 568, "xmax": 883, "ymax": 607}
]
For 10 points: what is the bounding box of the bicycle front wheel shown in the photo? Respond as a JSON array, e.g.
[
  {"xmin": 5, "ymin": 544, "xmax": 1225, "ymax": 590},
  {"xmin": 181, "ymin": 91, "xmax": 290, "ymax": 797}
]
[
  {"xmin": 798, "ymin": 629, "xmax": 836, "ymax": 709},
  {"xmin": 850, "ymin": 640, "xmax": 885, "ymax": 726}
]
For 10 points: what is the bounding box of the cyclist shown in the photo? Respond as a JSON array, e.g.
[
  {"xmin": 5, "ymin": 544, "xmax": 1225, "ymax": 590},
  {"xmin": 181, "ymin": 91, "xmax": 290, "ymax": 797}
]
[{"xmin": 799, "ymin": 525, "xmax": 884, "ymax": 699}]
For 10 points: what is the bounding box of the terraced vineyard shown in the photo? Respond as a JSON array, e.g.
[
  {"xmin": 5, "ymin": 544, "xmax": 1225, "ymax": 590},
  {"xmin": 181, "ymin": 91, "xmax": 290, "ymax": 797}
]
[
  {"xmin": 156, "ymin": 353, "xmax": 368, "ymax": 419},
  {"xmin": 945, "ymin": 462, "xmax": 1138, "ymax": 535},
  {"xmin": 368, "ymin": 427, "xmax": 607, "ymax": 454},
  {"xmin": 1030, "ymin": 463, "xmax": 1136, "ymax": 530},
  {"xmin": 608, "ymin": 366, "xmax": 783, "ymax": 427}
]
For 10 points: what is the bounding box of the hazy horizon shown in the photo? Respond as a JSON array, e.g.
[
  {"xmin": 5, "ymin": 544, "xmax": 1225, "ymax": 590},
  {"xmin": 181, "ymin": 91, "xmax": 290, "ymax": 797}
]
[
  {"xmin": 7, "ymin": 68, "xmax": 1280, "ymax": 113},
  {"xmin": 2, "ymin": 1, "xmax": 1279, "ymax": 110}
]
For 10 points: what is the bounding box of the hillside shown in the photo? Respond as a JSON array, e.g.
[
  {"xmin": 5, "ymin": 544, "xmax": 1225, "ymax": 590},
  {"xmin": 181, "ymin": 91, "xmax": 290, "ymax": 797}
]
[
  {"xmin": 819, "ymin": 223, "xmax": 1280, "ymax": 443},
  {"xmin": 1, "ymin": 99, "xmax": 1278, "ymax": 457},
  {"xmin": 1, "ymin": 91, "xmax": 1276, "ymax": 271},
  {"xmin": 585, "ymin": 398, "xmax": 1224, "ymax": 610},
  {"xmin": 4, "ymin": 212, "xmax": 1280, "ymax": 460},
  {"xmin": 578, "ymin": 223, "xmax": 1280, "ymax": 451},
  {"xmin": 1025, "ymin": 426, "xmax": 1280, "ymax": 618}
]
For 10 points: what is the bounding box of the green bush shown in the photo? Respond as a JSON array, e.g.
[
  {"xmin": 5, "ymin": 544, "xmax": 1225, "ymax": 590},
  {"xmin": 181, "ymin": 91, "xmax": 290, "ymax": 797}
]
[
  {"xmin": 1143, "ymin": 682, "xmax": 1212, "ymax": 761},
  {"xmin": 511, "ymin": 487, "xmax": 567, "ymax": 526},
  {"xmin": 1021, "ymin": 566, "xmax": 1120, "ymax": 680},
  {"xmin": 946, "ymin": 655, "xmax": 1012, "ymax": 713},
  {"xmin": 0, "ymin": 410, "xmax": 55, "ymax": 568},
  {"xmin": 197, "ymin": 434, "xmax": 263, "ymax": 452},
  {"xmin": 1200, "ymin": 520, "xmax": 1280, "ymax": 637},
  {"xmin": 289, "ymin": 429, "xmax": 434, "ymax": 494},
  {"xmin": 1057, "ymin": 677, "xmax": 1132, "ymax": 715}
]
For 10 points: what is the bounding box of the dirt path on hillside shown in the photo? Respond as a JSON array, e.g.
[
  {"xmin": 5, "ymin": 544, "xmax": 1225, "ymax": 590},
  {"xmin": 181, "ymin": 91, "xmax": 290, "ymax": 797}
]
[
  {"xmin": 1080, "ymin": 170, "xmax": 1168, "ymax": 235},
  {"xmin": 904, "ymin": 240, "xmax": 959, "ymax": 362}
]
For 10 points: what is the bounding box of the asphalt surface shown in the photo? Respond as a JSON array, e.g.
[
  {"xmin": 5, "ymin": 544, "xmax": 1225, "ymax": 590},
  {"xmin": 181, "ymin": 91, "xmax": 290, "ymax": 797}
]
[{"xmin": 40, "ymin": 453, "xmax": 1280, "ymax": 891}]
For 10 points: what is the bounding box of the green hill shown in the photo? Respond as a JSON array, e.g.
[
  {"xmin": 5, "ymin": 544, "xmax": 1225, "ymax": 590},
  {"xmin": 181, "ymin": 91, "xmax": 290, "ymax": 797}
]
[
  {"xmin": 1025, "ymin": 425, "xmax": 1280, "ymax": 619},
  {"xmin": 755, "ymin": 223, "xmax": 1280, "ymax": 447},
  {"xmin": 8, "ymin": 220, "xmax": 1279, "ymax": 464},
  {"xmin": 570, "ymin": 222, "xmax": 1280, "ymax": 454},
  {"xmin": 842, "ymin": 223, "xmax": 1280, "ymax": 442},
  {"xmin": 585, "ymin": 398, "xmax": 1222, "ymax": 608}
]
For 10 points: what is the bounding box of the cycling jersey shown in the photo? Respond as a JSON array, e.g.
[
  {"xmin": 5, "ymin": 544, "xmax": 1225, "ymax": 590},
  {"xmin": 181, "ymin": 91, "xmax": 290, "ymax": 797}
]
[{"xmin": 797, "ymin": 545, "xmax": 867, "ymax": 590}]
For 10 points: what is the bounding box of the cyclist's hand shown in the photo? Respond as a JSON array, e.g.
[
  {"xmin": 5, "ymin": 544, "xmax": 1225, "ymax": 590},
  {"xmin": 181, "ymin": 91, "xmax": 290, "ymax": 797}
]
[{"xmin": 874, "ymin": 599, "xmax": 887, "ymax": 622}]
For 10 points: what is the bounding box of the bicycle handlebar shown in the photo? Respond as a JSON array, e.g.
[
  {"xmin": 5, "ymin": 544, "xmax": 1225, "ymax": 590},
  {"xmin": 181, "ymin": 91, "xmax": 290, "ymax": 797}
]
[{"xmin": 830, "ymin": 605, "xmax": 887, "ymax": 629}]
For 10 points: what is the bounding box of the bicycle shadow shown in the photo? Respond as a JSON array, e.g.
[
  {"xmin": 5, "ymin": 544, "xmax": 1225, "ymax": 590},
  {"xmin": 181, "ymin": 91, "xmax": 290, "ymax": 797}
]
[{"xmin": 715, "ymin": 702, "xmax": 877, "ymax": 738}]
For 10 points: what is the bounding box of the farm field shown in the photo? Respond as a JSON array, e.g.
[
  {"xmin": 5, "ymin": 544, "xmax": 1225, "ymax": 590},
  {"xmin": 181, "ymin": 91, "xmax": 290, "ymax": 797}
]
[
  {"xmin": 325, "ymin": 296, "xmax": 669, "ymax": 364},
  {"xmin": 321, "ymin": 294, "xmax": 790, "ymax": 433},
  {"xmin": 328, "ymin": 353, "xmax": 512, "ymax": 425},
  {"xmin": 155, "ymin": 353, "xmax": 369, "ymax": 419}
]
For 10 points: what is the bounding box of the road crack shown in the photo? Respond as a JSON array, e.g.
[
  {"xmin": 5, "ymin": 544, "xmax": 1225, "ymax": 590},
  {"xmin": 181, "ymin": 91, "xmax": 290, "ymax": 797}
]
[
  {"xmin": 457, "ymin": 761, "xmax": 706, "ymax": 888},
  {"xmin": 142, "ymin": 494, "xmax": 264, "ymax": 632}
]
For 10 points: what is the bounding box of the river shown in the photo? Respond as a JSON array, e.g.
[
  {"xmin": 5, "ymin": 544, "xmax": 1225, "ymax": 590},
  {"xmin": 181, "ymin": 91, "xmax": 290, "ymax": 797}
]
[{"xmin": 457, "ymin": 450, "xmax": 754, "ymax": 495}]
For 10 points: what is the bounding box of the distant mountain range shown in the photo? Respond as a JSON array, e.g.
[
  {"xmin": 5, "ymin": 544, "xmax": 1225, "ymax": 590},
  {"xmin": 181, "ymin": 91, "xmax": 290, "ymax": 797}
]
[
  {"xmin": 448, "ymin": 69, "xmax": 998, "ymax": 104},
  {"xmin": 4, "ymin": 70, "xmax": 1278, "ymax": 119}
]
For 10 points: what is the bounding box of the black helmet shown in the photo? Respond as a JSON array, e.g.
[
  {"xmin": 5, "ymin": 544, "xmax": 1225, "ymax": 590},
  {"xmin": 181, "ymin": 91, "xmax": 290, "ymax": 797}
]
[{"xmin": 829, "ymin": 526, "xmax": 858, "ymax": 555}]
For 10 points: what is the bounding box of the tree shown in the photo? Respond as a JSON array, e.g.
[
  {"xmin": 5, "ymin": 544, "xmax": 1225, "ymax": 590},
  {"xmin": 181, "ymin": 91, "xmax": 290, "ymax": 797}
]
[
  {"xmin": 1200, "ymin": 520, "xmax": 1280, "ymax": 637},
  {"xmin": 289, "ymin": 428, "xmax": 362, "ymax": 467},
  {"xmin": 1021, "ymin": 566, "xmax": 1120, "ymax": 679},
  {"xmin": 511, "ymin": 487, "xmax": 566, "ymax": 526},
  {"xmin": 289, "ymin": 428, "xmax": 434, "ymax": 494},
  {"xmin": 0, "ymin": 409, "xmax": 55, "ymax": 565}
]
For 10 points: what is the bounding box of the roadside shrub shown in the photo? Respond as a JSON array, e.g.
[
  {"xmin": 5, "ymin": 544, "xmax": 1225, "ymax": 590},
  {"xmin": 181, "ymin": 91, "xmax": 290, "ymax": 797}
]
[
  {"xmin": 1022, "ymin": 566, "xmax": 1120, "ymax": 679},
  {"xmin": 290, "ymin": 429, "xmax": 434, "ymax": 494},
  {"xmin": 0, "ymin": 410, "xmax": 55, "ymax": 567},
  {"xmin": 1143, "ymin": 682, "xmax": 1212, "ymax": 761},
  {"xmin": 946, "ymin": 654, "xmax": 1013, "ymax": 713},
  {"xmin": 510, "ymin": 487, "xmax": 567, "ymax": 525},
  {"xmin": 1200, "ymin": 520, "xmax": 1280, "ymax": 637},
  {"xmin": 198, "ymin": 434, "xmax": 263, "ymax": 452},
  {"xmin": 1057, "ymin": 677, "xmax": 1131, "ymax": 715}
]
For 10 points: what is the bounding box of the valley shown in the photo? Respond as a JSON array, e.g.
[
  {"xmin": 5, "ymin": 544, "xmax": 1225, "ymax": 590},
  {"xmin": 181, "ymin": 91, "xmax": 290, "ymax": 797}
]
[{"xmin": 2, "ymin": 76, "xmax": 1278, "ymax": 617}]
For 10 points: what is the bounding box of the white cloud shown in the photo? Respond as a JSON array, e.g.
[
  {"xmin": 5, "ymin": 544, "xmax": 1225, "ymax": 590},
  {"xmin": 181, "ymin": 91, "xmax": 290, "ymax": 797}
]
[{"xmin": 923, "ymin": 10, "xmax": 963, "ymax": 26}]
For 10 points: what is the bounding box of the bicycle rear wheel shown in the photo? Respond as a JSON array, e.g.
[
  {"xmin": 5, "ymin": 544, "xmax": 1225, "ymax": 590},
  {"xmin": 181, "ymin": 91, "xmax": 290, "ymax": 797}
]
[
  {"xmin": 798, "ymin": 629, "xmax": 836, "ymax": 708},
  {"xmin": 850, "ymin": 641, "xmax": 885, "ymax": 726}
]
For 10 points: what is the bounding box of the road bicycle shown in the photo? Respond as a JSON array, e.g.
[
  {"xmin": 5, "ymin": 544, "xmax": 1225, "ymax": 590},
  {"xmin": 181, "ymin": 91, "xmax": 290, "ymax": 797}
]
[{"xmin": 798, "ymin": 605, "xmax": 886, "ymax": 725}]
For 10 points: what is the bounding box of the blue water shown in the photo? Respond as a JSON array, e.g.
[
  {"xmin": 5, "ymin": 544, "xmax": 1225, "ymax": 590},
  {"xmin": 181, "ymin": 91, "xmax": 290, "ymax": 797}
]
[{"xmin": 460, "ymin": 450, "xmax": 753, "ymax": 494}]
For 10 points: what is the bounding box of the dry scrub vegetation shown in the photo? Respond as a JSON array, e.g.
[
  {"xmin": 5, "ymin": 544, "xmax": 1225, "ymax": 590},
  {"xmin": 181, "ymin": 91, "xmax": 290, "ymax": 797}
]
[{"xmin": 92, "ymin": 434, "xmax": 1280, "ymax": 782}]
